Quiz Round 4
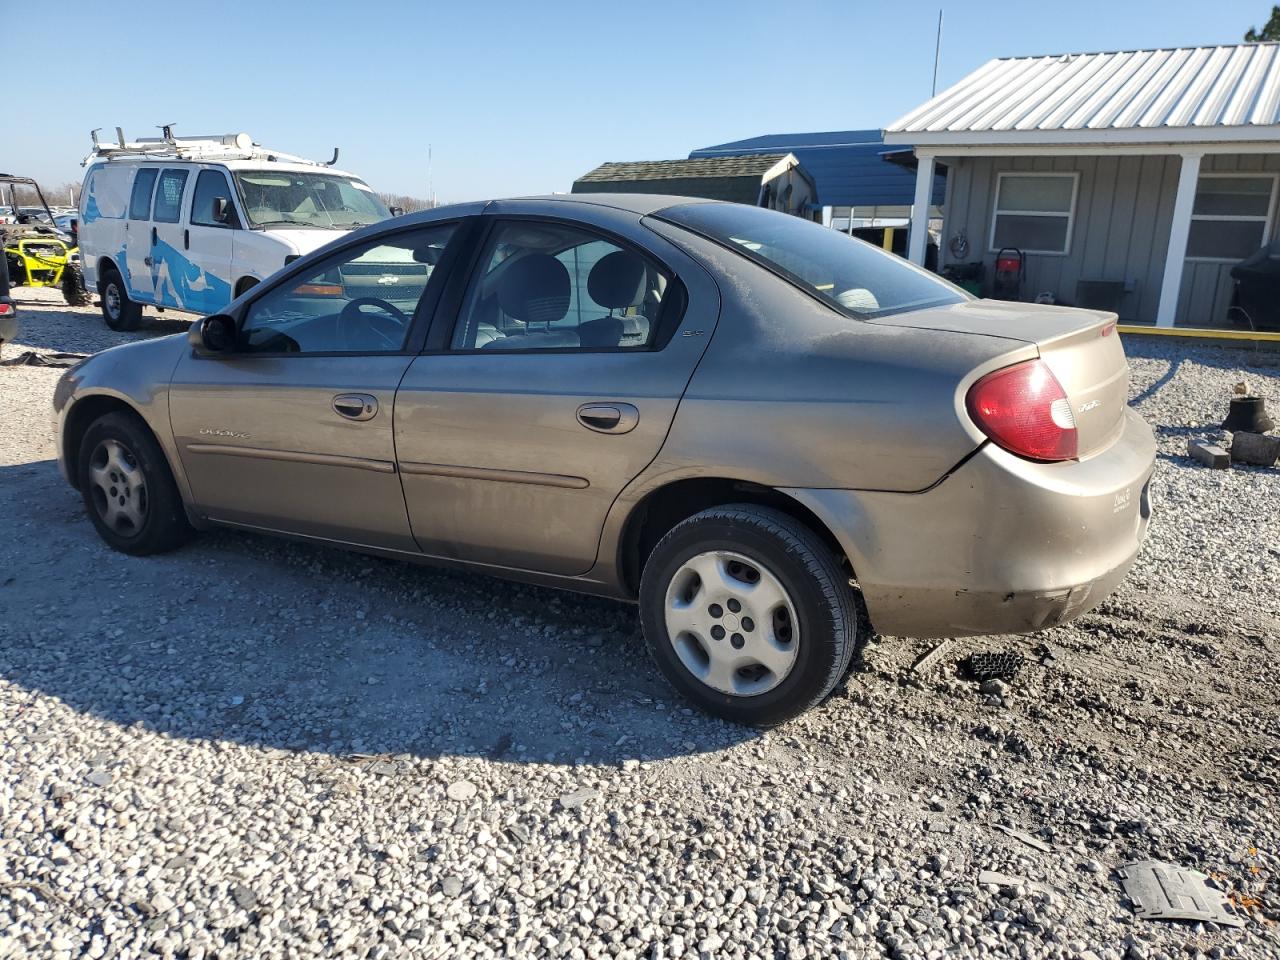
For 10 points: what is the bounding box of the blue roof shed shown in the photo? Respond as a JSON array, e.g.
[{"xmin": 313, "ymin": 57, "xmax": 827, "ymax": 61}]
[{"xmin": 689, "ymin": 130, "xmax": 944, "ymax": 208}]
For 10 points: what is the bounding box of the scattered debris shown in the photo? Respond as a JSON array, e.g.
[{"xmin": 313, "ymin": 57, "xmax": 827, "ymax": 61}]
[
  {"xmin": 558, "ymin": 787, "xmax": 599, "ymax": 810},
  {"xmin": 977, "ymin": 870, "xmax": 1060, "ymax": 898},
  {"xmin": 993, "ymin": 824, "xmax": 1053, "ymax": 853},
  {"xmin": 85, "ymin": 770, "xmax": 112, "ymax": 788},
  {"xmin": 445, "ymin": 780, "xmax": 477, "ymax": 801},
  {"xmin": 909, "ymin": 639, "xmax": 954, "ymax": 674},
  {"xmin": 1231, "ymin": 431, "xmax": 1280, "ymax": 468},
  {"xmin": 1188, "ymin": 438, "xmax": 1231, "ymax": 469},
  {"xmin": 0, "ymin": 350, "xmax": 87, "ymax": 368},
  {"xmin": 961, "ymin": 652, "xmax": 1025, "ymax": 683},
  {"xmin": 1117, "ymin": 860, "xmax": 1244, "ymax": 928}
]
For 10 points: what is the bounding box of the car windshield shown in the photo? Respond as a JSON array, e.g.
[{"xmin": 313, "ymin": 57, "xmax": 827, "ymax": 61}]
[
  {"xmin": 658, "ymin": 202, "xmax": 966, "ymax": 319},
  {"xmin": 233, "ymin": 171, "xmax": 388, "ymax": 229}
]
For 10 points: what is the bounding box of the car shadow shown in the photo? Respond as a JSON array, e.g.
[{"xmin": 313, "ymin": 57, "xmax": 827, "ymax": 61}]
[{"xmin": 0, "ymin": 459, "xmax": 758, "ymax": 766}]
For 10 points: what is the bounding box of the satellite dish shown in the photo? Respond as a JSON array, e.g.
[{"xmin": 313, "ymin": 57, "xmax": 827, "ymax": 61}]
[{"xmin": 233, "ymin": 133, "xmax": 253, "ymax": 151}]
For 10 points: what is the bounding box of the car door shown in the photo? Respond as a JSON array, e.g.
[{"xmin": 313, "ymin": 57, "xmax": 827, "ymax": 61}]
[
  {"xmin": 182, "ymin": 167, "xmax": 237, "ymax": 314},
  {"xmin": 124, "ymin": 167, "xmax": 158, "ymax": 302},
  {"xmin": 168, "ymin": 221, "xmax": 463, "ymax": 550},
  {"xmin": 394, "ymin": 207, "xmax": 720, "ymax": 576},
  {"xmin": 149, "ymin": 167, "xmax": 193, "ymax": 310}
]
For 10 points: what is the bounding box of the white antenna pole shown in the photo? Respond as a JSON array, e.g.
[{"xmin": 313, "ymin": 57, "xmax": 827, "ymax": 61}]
[
  {"xmin": 428, "ymin": 144, "xmax": 434, "ymax": 207},
  {"xmin": 931, "ymin": 9, "xmax": 944, "ymax": 96}
]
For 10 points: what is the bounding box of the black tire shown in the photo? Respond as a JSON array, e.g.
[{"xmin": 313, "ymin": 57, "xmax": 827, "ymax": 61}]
[
  {"xmin": 639, "ymin": 504, "xmax": 858, "ymax": 727},
  {"xmin": 99, "ymin": 266, "xmax": 143, "ymax": 331},
  {"xmin": 77, "ymin": 411, "xmax": 194, "ymax": 556},
  {"xmin": 62, "ymin": 263, "xmax": 89, "ymax": 306},
  {"xmin": 7, "ymin": 255, "xmax": 26, "ymax": 287},
  {"xmin": 235, "ymin": 277, "xmax": 258, "ymax": 298}
]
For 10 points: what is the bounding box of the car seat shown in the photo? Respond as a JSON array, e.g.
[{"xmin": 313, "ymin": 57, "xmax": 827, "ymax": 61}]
[
  {"xmin": 481, "ymin": 253, "xmax": 577, "ymax": 349},
  {"xmin": 578, "ymin": 251, "xmax": 649, "ymax": 347}
]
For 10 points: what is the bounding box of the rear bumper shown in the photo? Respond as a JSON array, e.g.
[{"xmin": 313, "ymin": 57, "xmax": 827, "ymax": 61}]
[{"xmin": 786, "ymin": 407, "xmax": 1155, "ymax": 638}]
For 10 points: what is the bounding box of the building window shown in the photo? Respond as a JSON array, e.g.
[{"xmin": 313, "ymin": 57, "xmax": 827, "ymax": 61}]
[
  {"xmin": 989, "ymin": 172, "xmax": 1078, "ymax": 255},
  {"xmin": 1187, "ymin": 174, "xmax": 1277, "ymax": 261}
]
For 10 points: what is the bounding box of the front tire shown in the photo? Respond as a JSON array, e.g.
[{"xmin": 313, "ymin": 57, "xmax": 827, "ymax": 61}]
[
  {"xmin": 77, "ymin": 412, "xmax": 194, "ymax": 555},
  {"xmin": 100, "ymin": 267, "xmax": 143, "ymax": 331},
  {"xmin": 639, "ymin": 505, "xmax": 858, "ymax": 726},
  {"xmin": 62, "ymin": 263, "xmax": 89, "ymax": 306}
]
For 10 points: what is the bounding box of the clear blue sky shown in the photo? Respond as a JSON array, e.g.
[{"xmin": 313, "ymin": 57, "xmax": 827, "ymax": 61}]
[{"xmin": 7, "ymin": 0, "xmax": 1273, "ymax": 202}]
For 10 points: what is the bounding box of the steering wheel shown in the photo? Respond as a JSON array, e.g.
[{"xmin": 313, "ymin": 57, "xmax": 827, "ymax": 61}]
[{"xmin": 338, "ymin": 297, "xmax": 409, "ymax": 351}]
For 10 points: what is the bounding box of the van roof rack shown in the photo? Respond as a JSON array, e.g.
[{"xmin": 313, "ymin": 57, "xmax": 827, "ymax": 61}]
[{"xmin": 82, "ymin": 126, "xmax": 340, "ymax": 169}]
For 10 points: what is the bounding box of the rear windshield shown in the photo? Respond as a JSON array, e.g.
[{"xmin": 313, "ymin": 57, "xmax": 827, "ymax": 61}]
[{"xmin": 658, "ymin": 203, "xmax": 966, "ymax": 319}]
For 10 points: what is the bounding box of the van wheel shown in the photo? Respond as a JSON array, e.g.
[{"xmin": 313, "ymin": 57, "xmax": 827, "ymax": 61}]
[
  {"xmin": 100, "ymin": 267, "xmax": 143, "ymax": 331},
  {"xmin": 639, "ymin": 505, "xmax": 858, "ymax": 727},
  {"xmin": 78, "ymin": 412, "xmax": 194, "ymax": 555}
]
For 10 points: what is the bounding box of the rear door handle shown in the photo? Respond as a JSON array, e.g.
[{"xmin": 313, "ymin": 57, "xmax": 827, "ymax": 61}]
[
  {"xmin": 577, "ymin": 402, "xmax": 639, "ymax": 434},
  {"xmin": 333, "ymin": 393, "xmax": 378, "ymax": 421},
  {"xmin": 151, "ymin": 226, "xmax": 157, "ymax": 246}
]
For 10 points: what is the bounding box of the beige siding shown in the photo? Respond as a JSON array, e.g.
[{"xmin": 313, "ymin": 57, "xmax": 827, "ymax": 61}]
[{"xmin": 941, "ymin": 152, "xmax": 1280, "ymax": 326}]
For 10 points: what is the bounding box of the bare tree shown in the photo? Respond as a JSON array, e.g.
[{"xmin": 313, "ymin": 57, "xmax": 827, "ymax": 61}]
[
  {"xmin": 377, "ymin": 192, "xmax": 436, "ymax": 214},
  {"xmin": 2, "ymin": 180, "xmax": 81, "ymax": 209}
]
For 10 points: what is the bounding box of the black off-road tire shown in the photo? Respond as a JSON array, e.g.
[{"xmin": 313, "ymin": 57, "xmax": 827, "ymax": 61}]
[
  {"xmin": 77, "ymin": 411, "xmax": 194, "ymax": 556},
  {"xmin": 62, "ymin": 263, "xmax": 89, "ymax": 306},
  {"xmin": 639, "ymin": 504, "xmax": 858, "ymax": 727},
  {"xmin": 99, "ymin": 266, "xmax": 143, "ymax": 331}
]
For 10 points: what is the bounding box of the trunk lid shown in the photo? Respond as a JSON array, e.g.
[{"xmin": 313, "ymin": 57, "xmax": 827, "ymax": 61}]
[{"xmin": 871, "ymin": 299, "xmax": 1130, "ymax": 458}]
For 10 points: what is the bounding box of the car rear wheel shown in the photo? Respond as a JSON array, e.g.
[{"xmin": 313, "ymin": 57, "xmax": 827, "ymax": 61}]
[
  {"xmin": 78, "ymin": 412, "xmax": 193, "ymax": 555},
  {"xmin": 100, "ymin": 268, "xmax": 142, "ymax": 331},
  {"xmin": 639, "ymin": 504, "xmax": 858, "ymax": 726}
]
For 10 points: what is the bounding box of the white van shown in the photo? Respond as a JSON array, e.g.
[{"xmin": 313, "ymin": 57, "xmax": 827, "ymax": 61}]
[{"xmin": 79, "ymin": 131, "xmax": 390, "ymax": 329}]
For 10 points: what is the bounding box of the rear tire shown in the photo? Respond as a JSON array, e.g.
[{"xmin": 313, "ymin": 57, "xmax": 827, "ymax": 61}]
[
  {"xmin": 62, "ymin": 263, "xmax": 89, "ymax": 306},
  {"xmin": 100, "ymin": 266, "xmax": 142, "ymax": 331},
  {"xmin": 77, "ymin": 411, "xmax": 194, "ymax": 555},
  {"xmin": 639, "ymin": 504, "xmax": 858, "ymax": 727}
]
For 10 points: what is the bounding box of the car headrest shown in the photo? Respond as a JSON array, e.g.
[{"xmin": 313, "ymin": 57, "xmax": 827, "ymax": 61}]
[
  {"xmin": 587, "ymin": 250, "xmax": 646, "ymax": 310},
  {"xmin": 497, "ymin": 254, "xmax": 570, "ymax": 324}
]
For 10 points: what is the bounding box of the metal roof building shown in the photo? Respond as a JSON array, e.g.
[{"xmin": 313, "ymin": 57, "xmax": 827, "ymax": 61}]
[
  {"xmin": 885, "ymin": 43, "xmax": 1280, "ymax": 329},
  {"xmin": 688, "ymin": 130, "xmax": 944, "ymax": 208}
]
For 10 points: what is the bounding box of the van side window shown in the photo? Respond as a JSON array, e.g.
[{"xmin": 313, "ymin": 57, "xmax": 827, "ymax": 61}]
[
  {"xmin": 153, "ymin": 169, "xmax": 189, "ymax": 224},
  {"xmin": 129, "ymin": 169, "xmax": 158, "ymax": 220},
  {"xmin": 191, "ymin": 170, "xmax": 235, "ymax": 228}
]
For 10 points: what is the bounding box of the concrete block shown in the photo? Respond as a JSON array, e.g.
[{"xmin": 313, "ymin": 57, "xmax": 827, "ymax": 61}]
[
  {"xmin": 1231, "ymin": 431, "xmax": 1280, "ymax": 467},
  {"xmin": 1188, "ymin": 438, "xmax": 1231, "ymax": 469}
]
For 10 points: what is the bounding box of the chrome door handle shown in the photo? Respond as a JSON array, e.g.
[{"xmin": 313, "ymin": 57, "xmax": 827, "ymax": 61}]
[
  {"xmin": 577, "ymin": 402, "xmax": 639, "ymax": 434},
  {"xmin": 333, "ymin": 393, "xmax": 378, "ymax": 421}
]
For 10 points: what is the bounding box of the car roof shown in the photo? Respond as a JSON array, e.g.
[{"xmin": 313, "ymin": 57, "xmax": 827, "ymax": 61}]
[
  {"xmin": 516, "ymin": 193, "xmax": 716, "ymax": 216},
  {"xmin": 89, "ymin": 158, "xmax": 364, "ymax": 180}
]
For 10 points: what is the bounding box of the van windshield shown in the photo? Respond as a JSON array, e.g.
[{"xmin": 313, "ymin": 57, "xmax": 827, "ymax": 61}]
[
  {"xmin": 657, "ymin": 202, "xmax": 965, "ymax": 319},
  {"xmin": 233, "ymin": 171, "xmax": 389, "ymax": 229}
]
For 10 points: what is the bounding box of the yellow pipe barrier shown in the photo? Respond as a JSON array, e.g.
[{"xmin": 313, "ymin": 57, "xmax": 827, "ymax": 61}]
[{"xmin": 1116, "ymin": 324, "xmax": 1280, "ymax": 343}]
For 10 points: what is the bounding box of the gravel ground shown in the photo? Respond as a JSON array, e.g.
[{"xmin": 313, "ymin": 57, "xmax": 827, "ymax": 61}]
[{"xmin": 1, "ymin": 287, "xmax": 1277, "ymax": 960}]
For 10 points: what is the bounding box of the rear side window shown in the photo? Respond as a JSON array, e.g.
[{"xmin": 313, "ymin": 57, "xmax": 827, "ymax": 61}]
[
  {"xmin": 658, "ymin": 202, "xmax": 965, "ymax": 319},
  {"xmin": 129, "ymin": 169, "xmax": 158, "ymax": 220},
  {"xmin": 191, "ymin": 170, "xmax": 234, "ymax": 227},
  {"xmin": 153, "ymin": 169, "xmax": 189, "ymax": 224}
]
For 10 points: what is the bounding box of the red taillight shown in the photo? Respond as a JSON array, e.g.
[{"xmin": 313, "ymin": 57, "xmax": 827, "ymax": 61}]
[
  {"xmin": 966, "ymin": 359, "xmax": 1078, "ymax": 462},
  {"xmin": 0, "ymin": 302, "xmax": 13, "ymax": 316}
]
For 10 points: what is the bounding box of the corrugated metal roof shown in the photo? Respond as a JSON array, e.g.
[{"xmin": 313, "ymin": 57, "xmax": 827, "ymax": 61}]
[
  {"xmin": 689, "ymin": 130, "xmax": 944, "ymax": 207},
  {"xmin": 575, "ymin": 155, "xmax": 788, "ymax": 183},
  {"xmin": 887, "ymin": 43, "xmax": 1280, "ymax": 137}
]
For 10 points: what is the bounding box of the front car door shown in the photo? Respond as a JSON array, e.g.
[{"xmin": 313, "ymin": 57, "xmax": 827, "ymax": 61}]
[
  {"xmin": 182, "ymin": 167, "xmax": 238, "ymax": 314},
  {"xmin": 394, "ymin": 201, "xmax": 720, "ymax": 576},
  {"xmin": 168, "ymin": 220, "xmax": 463, "ymax": 550}
]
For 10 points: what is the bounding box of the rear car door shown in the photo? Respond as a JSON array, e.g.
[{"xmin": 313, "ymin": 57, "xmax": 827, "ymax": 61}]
[
  {"xmin": 124, "ymin": 167, "xmax": 158, "ymax": 302},
  {"xmin": 149, "ymin": 167, "xmax": 193, "ymax": 310},
  {"xmin": 394, "ymin": 204, "xmax": 720, "ymax": 575},
  {"xmin": 168, "ymin": 221, "xmax": 462, "ymax": 550}
]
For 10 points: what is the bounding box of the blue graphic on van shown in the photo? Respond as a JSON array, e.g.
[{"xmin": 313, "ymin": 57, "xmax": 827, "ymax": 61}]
[{"xmin": 149, "ymin": 238, "xmax": 233, "ymax": 314}]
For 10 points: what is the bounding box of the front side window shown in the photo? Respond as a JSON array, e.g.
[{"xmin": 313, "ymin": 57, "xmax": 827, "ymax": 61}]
[
  {"xmin": 1188, "ymin": 175, "xmax": 1276, "ymax": 261},
  {"xmin": 233, "ymin": 171, "xmax": 388, "ymax": 229},
  {"xmin": 238, "ymin": 224, "xmax": 455, "ymax": 355},
  {"xmin": 153, "ymin": 169, "xmax": 189, "ymax": 224},
  {"xmin": 190, "ymin": 170, "xmax": 237, "ymax": 228},
  {"xmin": 659, "ymin": 202, "xmax": 964, "ymax": 318},
  {"xmin": 450, "ymin": 221, "xmax": 670, "ymax": 351},
  {"xmin": 989, "ymin": 173, "xmax": 1078, "ymax": 255},
  {"xmin": 128, "ymin": 169, "xmax": 158, "ymax": 220}
]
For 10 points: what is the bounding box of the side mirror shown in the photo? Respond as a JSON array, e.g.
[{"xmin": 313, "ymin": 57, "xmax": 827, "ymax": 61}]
[
  {"xmin": 212, "ymin": 197, "xmax": 232, "ymax": 224},
  {"xmin": 189, "ymin": 314, "xmax": 238, "ymax": 355},
  {"xmin": 388, "ymin": 205, "xmax": 405, "ymax": 218}
]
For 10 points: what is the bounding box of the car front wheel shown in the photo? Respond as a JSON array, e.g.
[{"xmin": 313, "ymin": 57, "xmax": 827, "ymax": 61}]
[
  {"xmin": 639, "ymin": 504, "xmax": 858, "ymax": 727},
  {"xmin": 77, "ymin": 412, "xmax": 193, "ymax": 555}
]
